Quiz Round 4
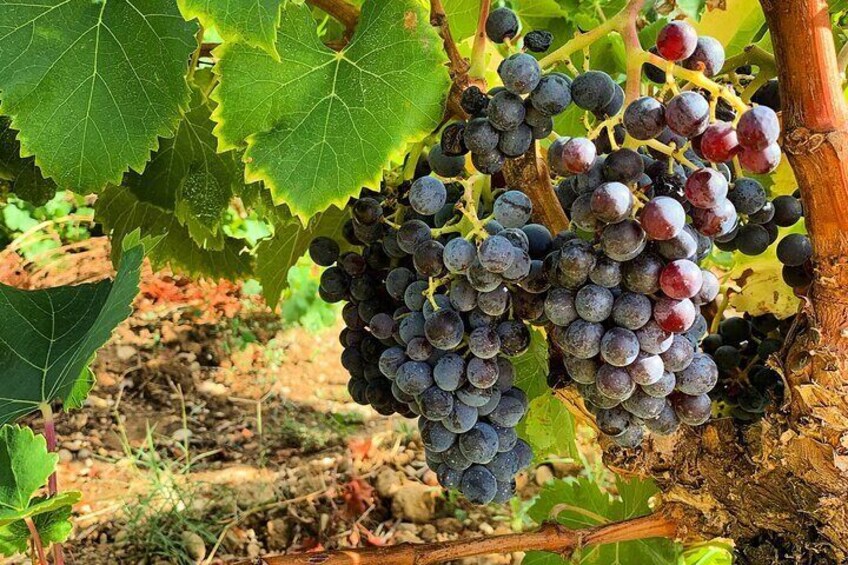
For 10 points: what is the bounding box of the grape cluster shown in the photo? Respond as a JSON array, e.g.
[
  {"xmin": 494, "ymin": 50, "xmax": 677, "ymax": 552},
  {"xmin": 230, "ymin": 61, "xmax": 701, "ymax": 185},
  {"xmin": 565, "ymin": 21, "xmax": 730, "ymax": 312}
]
[
  {"xmin": 704, "ymin": 313, "xmax": 788, "ymax": 421},
  {"xmin": 542, "ymin": 21, "xmax": 792, "ymax": 443},
  {"xmin": 312, "ymin": 177, "xmax": 552, "ymax": 503},
  {"xmin": 436, "ymin": 11, "xmax": 571, "ymax": 176}
]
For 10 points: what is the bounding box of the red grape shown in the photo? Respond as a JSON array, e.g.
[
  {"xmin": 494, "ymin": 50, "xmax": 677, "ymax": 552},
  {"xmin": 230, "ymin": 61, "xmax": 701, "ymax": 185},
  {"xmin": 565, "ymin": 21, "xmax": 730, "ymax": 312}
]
[
  {"xmin": 656, "ymin": 21, "xmax": 698, "ymax": 62},
  {"xmin": 699, "ymin": 121, "xmax": 739, "ymax": 163},
  {"xmin": 640, "ymin": 196, "xmax": 686, "ymax": 240},
  {"xmin": 562, "ymin": 137, "xmax": 597, "ymax": 174},
  {"xmin": 653, "ymin": 297, "xmax": 696, "ymax": 333},
  {"xmin": 737, "ymin": 106, "xmax": 780, "ymax": 151},
  {"xmin": 691, "ymin": 199, "xmax": 738, "ymax": 237},
  {"xmin": 659, "ymin": 259, "xmax": 704, "ymax": 300},
  {"xmin": 685, "ymin": 168, "xmax": 728, "ymax": 208},
  {"xmin": 739, "ymin": 142, "xmax": 781, "ymax": 174}
]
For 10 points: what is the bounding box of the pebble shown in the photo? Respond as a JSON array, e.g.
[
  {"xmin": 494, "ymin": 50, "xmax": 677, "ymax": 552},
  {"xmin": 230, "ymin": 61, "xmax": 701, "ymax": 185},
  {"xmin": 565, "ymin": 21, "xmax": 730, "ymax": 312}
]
[{"xmin": 57, "ymin": 449, "xmax": 74, "ymax": 463}]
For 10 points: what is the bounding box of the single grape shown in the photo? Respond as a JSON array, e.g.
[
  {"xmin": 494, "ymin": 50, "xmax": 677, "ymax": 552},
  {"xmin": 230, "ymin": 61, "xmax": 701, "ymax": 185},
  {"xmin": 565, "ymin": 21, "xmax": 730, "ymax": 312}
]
[
  {"xmin": 569, "ymin": 194, "xmax": 598, "ymax": 232},
  {"xmin": 777, "ymin": 233, "xmax": 813, "ymax": 266},
  {"xmin": 660, "ymin": 335, "xmax": 695, "ymax": 372},
  {"xmin": 562, "ymin": 319, "xmax": 605, "ymax": 359},
  {"xmin": 570, "ymin": 71, "xmax": 617, "ymax": 112},
  {"xmin": 594, "ymin": 83, "xmax": 625, "ymax": 118},
  {"xmin": 748, "ymin": 200, "xmax": 775, "ymax": 225},
  {"xmin": 429, "ymin": 145, "xmax": 466, "ymax": 177},
  {"xmin": 676, "ymin": 353, "xmax": 719, "ymax": 395},
  {"xmin": 693, "ymin": 270, "xmax": 720, "ymax": 305},
  {"xmin": 420, "ymin": 386, "xmax": 455, "ymax": 420},
  {"xmin": 524, "ymin": 29, "xmax": 554, "ymax": 52},
  {"xmin": 575, "ymin": 284, "xmax": 615, "ymax": 323},
  {"xmin": 772, "ymin": 195, "xmax": 803, "ymax": 227},
  {"xmin": 487, "ymin": 91, "xmax": 526, "ymax": 131},
  {"xmin": 596, "ymin": 407, "xmax": 631, "ymax": 436},
  {"xmin": 623, "ymin": 96, "xmax": 666, "ymax": 140},
  {"xmin": 468, "ymin": 326, "xmax": 502, "ymax": 359},
  {"xmin": 729, "ymin": 178, "xmax": 767, "ymax": 215},
  {"xmin": 424, "ymin": 309, "xmax": 465, "ymax": 350},
  {"xmin": 434, "ymin": 353, "xmax": 466, "ymax": 391},
  {"xmin": 596, "ymin": 364, "xmax": 636, "ymax": 401},
  {"xmin": 666, "ymin": 92, "xmax": 710, "ymax": 138},
  {"xmin": 739, "ymin": 143, "xmax": 781, "ymax": 174},
  {"xmin": 466, "ymin": 356, "xmax": 499, "ymax": 389},
  {"xmin": 410, "ymin": 176, "xmax": 447, "ymax": 215},
  {"xmin": 413, "ymin": 239, "xmax": 445, "ymax": 277},
  {"xmin": 530, "ymin": 73, "xmax": 572, "ymax": 115},
  {"xmin": 464, "ymin": 117, "xmax": 500, "ymax": 152},
  {"xmin": 611, "ymin": 424, "xmax": 644, "ymax": 447},
  {"xmin": 644, "ymin": 402, "xmax": 680, "ymax": 435},
  {"xmin": 685, "ymin": 168, "xmax": 729, "ymax": 209},
  {"xmin": 460, "ymin": 464, "xmax": 498, "ymax": 504},
  {"xmin": 396, "ymin": 361, "xmax": 434, "ymax": 396},
  {"xmin": 478, "ymin": 235, "xmax": 515, "ymax": 273},
  {"xmin": 461, "ymin": 86, "xmax": 489, "ymax": 116},
  {"xmin": 600, "ymin": 327, "xmax": 640, "ymax": 367},
  {"xmin": 493, "ymin": 190, "xmax": 533, "ymax": 228},
  {"xmin": 735, "ymin": 224, "xmax": 771, "ymax": 256},
  {"xmin": 682, "ymin": 36, "xmax": 725, "ymax": 77},
  {"xmin": 636, "ymin": 320, "xmax": 674, "ymax": 354},
  {"xmin": 627, "ymin": 352, "xmax": 665, "ymax": 386},
  {"xmin": 783, "ymin": 264, "xmax": 813, "ymax": 288},
  {"xmin": 699, "ymin": 121, "xmax": 738, "ymax": 163},
  {"xmin": 488, "ymin": 393, "xmax": 527, "ymax": 427},
  {"xmin": 591, "ymin": 182, "xmax": 633, "ymax": 224},
  {"xmin": 660, "ymin": 259, "xmax": 703, "ymax": 300},
  {"xmin": 602, "ymin": 148, "xmax": 644, "ymax": 184},
  {"xmin": 612, "ymin": 292, "xmax": 653, "ymax": 331},
  {"xmin": 562, "ymin": 137, "xmax": 597, "ymax": 174},
  {"xmin": 485, "ymin": 7, "xmax": 519, "ymax": 43},
  {"xmin": 737, "ymin": 106, "xmax": 780, "ymax": 151},
  {"xmin": 656, "ymin": 21, "xmax": 698, "ymax": 61},
  {"xmin": 441, "ymin": 121, "xmax": 468, "ymax": 156},
  {"xmin": 564, "ymin": 355, "xmax": 599, "ymax": 384},
  {"xmin": 498, "ymin": 123, "xmax": 533, "ymax": 157},
  {"xmin": 601, "ymin": 219, "xmax": 647, "ymax": 262},
  {"xmin": 397, "ymin": 219, "xmax": 432, "ymax": 254},
  {"xmin": 477, "ymin": 285, "xmax": 511, "ymax": 317},
  {"xmin": 544, "ymin": 287, "xmax": 578, "ymax": 326},
  {"xmin": 309, "ymin": 236, "xmax": 340, "ymax": 266},
  {"xmin": 622, "ymin": 252, "xmax": 663, "ymax": 294},
  {"xmin": 471, "ymin": 148, "xmax": 506, "ymax": 174},
  {"xmin": 622, "ymin": 388, "xmax": 666, "ymax": 419},
  {"xmin": 420, "ymin": 420, "xmax": 456, "ymax": 452},
  {"xmin": 498, "ymin": 53, "xmax": 541, "ymax": 95},
  {"xmin": 443, "ymin": 401, "xmax": 478, "ymax": 434},
  {"xmin": 643, "ymin": 372, "xmax": 677, "ymax": 399},
  {"xmin": 640, "ymin": 196, "xmax": 686, "ymax": 240},
  {"xmin": 590, "ymin": 256, "xmax": 622, "ymax": 288},
  {"xmin": 443, "ymin": 237, "xmax": 476, "ymax": 274},
  {"xmin": 691, "ymin": 199, "xmax": 738, "ymax": 238}
]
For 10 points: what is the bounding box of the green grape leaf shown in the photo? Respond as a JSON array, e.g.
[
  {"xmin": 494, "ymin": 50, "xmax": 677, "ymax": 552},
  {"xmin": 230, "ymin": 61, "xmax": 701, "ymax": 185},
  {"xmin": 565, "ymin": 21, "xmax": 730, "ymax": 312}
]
[
  {"xmin": 212, "ymin": 0, "xmax": 450, "ymax": 222},
  {"xmin": 97, "ymin": 185, "xmax": 253, "ymax": 281},
  {"xmin": 518, "ymin": 394, "xmax": 578, "ymax": 462},
  {"xmin": 0, "ymin": 240, "xmax": 143, "ymax": 424},
  {"xmin": 124, "ymin": 69, "xmax": 242, "ymax": 248},
  {"xmin": 0, "ymin": 503, "xmax": 75, "ymax": 557},
  {"xmin": 512, "ymin": 0, "xmax": 568, "ymax": 28},
  {"xmin": 526, "ymin": 476, "xmax": 680, "ymax": 565},
  {"xmin": 693, "ymin": 0, "xmax": 764, "ymax": 57},
  {"xmin": 178, "ymin": 0, "xmax": 282, "ymax": 57},
  {"xmin": 511, "ymin": 327, "xmax": 550, "ymax": 401},
  {"xmin": 256, "ymin": 205, "xmax": 348, "ymax": 309},
  {"xmin": 0, "ymin": 0, "xmax": 197, "ymax": 192},
  {"xmin": 0, "ymin": 425, "xmax": 81, "ymax": 527},
  {"xmin": 751, "ymin": 156, "xmax": 797, "ymax": 197},
  {"xmin": 0, "ymin": 121, "xmax": 57, "ymax": 206},
  {"xmin": 552, "ymin": 104, "xmax": 589, "ymax": 139},
  {"xmin": 677, "ymin": 0, "xmax": 707, "ymax": 21}
]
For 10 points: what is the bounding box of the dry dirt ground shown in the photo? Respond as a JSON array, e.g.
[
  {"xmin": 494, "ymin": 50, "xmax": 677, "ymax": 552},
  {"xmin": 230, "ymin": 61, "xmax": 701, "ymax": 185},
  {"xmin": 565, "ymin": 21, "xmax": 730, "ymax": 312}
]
[{"xmin": 10, "ymin": 263, "xmax": 586, "ymax": 565}]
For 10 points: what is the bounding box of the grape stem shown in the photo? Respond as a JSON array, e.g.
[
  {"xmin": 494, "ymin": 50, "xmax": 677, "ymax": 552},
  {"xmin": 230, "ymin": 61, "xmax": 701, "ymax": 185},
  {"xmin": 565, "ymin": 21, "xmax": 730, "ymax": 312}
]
[
  {"xmin": 468, "ymin": 0, "xmax": 491, "ymax": 80},
  {"xmin": 40, "ymin": 403, "xmax": 65, "ymax": 565},
  {"xmin": 240, "ymin": 510, "xmax": 680, "ymax": 564},
  {"xmin": 622, "ymin": 0, "xmax": 647, "ymax": 104},
  {"xmin": 25, "ymin": 518, "xmax": 48, "ymax": 565},
  {"xmin": 430, "ymin": 0, "xmax": 469, "ymax": 77}
]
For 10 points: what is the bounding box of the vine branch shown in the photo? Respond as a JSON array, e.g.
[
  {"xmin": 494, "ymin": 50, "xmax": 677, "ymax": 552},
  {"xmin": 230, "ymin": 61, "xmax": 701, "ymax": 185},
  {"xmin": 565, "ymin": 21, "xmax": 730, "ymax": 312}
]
[
  {"xmin": 241, "ymin": 511, "xmax": 679, "ymax": 565},
  {"xmin": 430, "ymin": 0, "xmax": 468, "ymax": 77}
]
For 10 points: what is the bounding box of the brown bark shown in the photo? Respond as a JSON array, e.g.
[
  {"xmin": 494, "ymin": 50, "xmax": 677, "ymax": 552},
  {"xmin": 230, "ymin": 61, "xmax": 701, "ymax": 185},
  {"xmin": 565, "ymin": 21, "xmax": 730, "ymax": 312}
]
[
  {"xmin": 503, "ymin": 146, "xmax": 569, "ymax": 234},
  {"xmin": 603, "ymin": 1, "xmax": 848, "ymax": 561},
  {"xmin": 237, "ymin": 512, "xmax": 680, "ymax": 565}
]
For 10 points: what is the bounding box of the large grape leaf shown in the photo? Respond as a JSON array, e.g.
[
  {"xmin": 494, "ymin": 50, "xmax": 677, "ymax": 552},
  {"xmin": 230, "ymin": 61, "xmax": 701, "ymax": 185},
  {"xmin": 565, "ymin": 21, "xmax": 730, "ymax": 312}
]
[
  {"xmin": 442, "ymin": 0, "xmax": 480, "ymax": 42},
  {"xmin": 0, "ymin": 0, "xmax": 197, "ymax": 193},
  {"xmin": 212, "ymin": 0, "xmax": 450, "ymax": 222},
  {"xmin": 0, "ymin": 425, "xmax": 80, "ymax": 528},
  {"xmin": 256, "ymin": 205, "xmax": 348, "ymax": 309},
  {"xmin": 124, "ymin": 69, "xmax": 242, "ymax": 248},
  {"xmin": 0, "ymin": 240, "xmax": 143, "ymax": 424},
  {"xmin": 525, "ymin": 476, "xmax": 680, "ymax": 565},
  {"xmin": 96, "ymin": 185, "xmax": 253, "ymax": 280},
  {"xmin": 178, "ymin": 0, "xmax": 282, "ymax": 57}
]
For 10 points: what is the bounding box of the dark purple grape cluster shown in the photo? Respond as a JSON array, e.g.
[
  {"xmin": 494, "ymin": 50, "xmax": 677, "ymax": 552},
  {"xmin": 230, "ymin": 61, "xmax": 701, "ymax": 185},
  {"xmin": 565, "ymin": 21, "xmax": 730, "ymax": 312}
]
[
  {"xmin": 312, "ymin": 175, "xmax": 555, "ymax": 504},
  {"xmin": 437, "ymin": 14, "xmax": 570, "ymax": 176},
  {"xmin": 704, "ymin": 313, "xmax": 788, "ymax": 421}
]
